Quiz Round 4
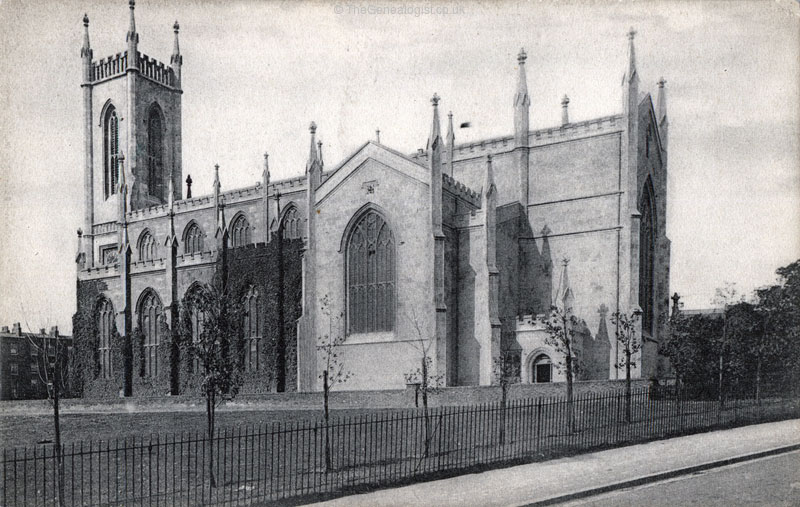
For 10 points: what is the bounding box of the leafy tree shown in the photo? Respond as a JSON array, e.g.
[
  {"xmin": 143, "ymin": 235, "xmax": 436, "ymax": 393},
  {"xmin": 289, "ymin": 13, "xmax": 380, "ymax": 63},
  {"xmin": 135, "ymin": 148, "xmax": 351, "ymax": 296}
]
[
  {"xmin": 539, "ymin": 305, "xmax": 581, "ymax": 432},
  {"xmin": 180, "ymin": 283, "xmax": 244, "ymax": 488},
  {"xmin": 611, "ymin": 309, "xmax": 642, "ymax": 422},
  {"xmin": 317, "ymin": 294, "xmax": 353, "ymax": 470}
]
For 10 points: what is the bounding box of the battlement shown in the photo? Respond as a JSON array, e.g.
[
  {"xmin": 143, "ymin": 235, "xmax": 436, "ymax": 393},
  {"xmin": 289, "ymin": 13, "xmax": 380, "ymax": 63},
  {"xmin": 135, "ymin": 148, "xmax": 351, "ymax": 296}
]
[
  {"xmin": 91, "ymin": 52, "xmax": 128, "ymax": 82},
  {"xmin": 130, "ymin": 257, "xmax": 166, "ymax": 273},
  {"xmin": 177, "ymin": 249, "xmax": 216, "ymax": 267},
  {"xmin": 90, "ymin": 51, "xmax": 177, "ymax": 88},
  {"xmin": 442, "ymin": 173, "xmax": 481, "ymax": 208},
  {"xmin": 82, "ymin": 263, "xmax": 119, "ymax": 280},
  {"xmin": 516, "ymin": 314, "xmax": 546, "ymax": 329},
  {"xmin": 137, "ymin": 52, "xmax": 177, "ymax": 88}
]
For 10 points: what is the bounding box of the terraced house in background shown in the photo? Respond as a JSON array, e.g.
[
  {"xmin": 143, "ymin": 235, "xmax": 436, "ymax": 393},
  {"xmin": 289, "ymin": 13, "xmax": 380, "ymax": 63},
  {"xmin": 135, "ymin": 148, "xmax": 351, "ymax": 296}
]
[{"xmin": 73, "ymin": 1, "xmax": 671, "ymax": 398}]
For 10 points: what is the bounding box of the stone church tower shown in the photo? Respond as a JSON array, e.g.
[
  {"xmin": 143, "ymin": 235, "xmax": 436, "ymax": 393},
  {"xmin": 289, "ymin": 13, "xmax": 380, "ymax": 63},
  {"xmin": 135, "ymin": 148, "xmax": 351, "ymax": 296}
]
[{"xmin": 80, "ymin": 0, "xmax": 183, "ymax": 268}]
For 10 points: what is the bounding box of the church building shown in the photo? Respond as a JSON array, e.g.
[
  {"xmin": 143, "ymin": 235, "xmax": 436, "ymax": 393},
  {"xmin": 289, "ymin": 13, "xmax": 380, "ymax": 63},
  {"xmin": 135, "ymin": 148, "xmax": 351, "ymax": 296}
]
[{"xmin": 73, "ymin": 1, "xmax": 671, "ymax": 397}]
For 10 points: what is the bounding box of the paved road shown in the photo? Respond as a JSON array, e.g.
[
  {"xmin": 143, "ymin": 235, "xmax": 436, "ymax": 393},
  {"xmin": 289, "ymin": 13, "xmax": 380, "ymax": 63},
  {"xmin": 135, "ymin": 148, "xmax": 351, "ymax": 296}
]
[{"xmin": 563, "ymin": 450, "xmax": 800, "ymax": 506}]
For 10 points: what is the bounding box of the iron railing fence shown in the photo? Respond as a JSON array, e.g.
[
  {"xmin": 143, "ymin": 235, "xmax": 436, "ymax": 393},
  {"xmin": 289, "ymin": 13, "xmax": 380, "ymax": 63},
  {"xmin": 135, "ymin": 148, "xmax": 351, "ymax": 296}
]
[{"xmin": 2, "ymin": 388, "xmax": 799, "ymax": 506}]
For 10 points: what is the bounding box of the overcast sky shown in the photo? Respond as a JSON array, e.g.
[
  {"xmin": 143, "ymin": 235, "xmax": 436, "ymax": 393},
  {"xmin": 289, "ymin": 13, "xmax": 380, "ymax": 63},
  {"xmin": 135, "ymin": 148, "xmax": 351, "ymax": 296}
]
[{"xmin": 0, "ymin": 0, "xmax": 798, "ymax": 333}]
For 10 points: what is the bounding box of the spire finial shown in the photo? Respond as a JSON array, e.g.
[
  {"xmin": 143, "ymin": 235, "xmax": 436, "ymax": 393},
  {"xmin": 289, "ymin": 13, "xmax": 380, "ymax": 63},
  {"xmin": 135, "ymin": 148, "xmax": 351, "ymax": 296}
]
[
  {"xmin": 561, "ymin": 95, "xmax": 570, "ymax": 125},
  {"xmin": 173, "ymin": 20, "xmax": 180, "ymax": 33},
  {"xmin": 185, "ymin": 174, "xmax": 193, "ymax": 198},
  {"xmin": 318, "ymin": 140, "xmax": 324, "ymax": 165},
  {"xmin": 624, "ymin": 27, "xmax": 638, "ymax": 84},
  {"xmin": 127, "ymin": 0, "xmax": 139, "ymax": 52},
  {"xmin": 375, "ymin": 128, "xmax": 381, "ymax": 143},
  {"xmin": 562, "ymin": 257, "xmax": 570, "ymax": 267},
  {"xmin": 658, "ymin": 77, "xmax": 666, "ymax": 88},
  {"xmin": 428, "ymin": 94, "xmax": 442, "ymax": 150},
  {"xmin": 81, "ymin": 13, "xmax": 92, "ymax": 60},
  {"xmin": 307, "ymin": 122, "xmax": 320, "ymax": 171},
  {"xmin": 517, "ymin": 47, "xmax": 527, "ymax": 64}
]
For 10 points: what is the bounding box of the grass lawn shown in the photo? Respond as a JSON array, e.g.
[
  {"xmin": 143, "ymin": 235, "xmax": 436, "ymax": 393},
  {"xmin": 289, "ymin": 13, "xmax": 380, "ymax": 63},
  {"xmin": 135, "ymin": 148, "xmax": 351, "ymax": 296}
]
[{"xmin": 0, "ymin": 408, "xmax": 399, "ymax": 449}]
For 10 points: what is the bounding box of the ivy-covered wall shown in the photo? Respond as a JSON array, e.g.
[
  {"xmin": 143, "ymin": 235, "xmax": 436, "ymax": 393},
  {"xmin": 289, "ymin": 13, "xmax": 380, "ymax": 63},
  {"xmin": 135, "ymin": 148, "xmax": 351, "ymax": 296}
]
[
  {"xmin": 74, "ymin": 238, "xmax": 304, "ymax": 400},
  {"xmin": 72, "ymin": 279, "xmax": 126, "ymax": 399},
  {"xmin": 227, "ymin": 238, "xmax": 303, "ymax": 393}
]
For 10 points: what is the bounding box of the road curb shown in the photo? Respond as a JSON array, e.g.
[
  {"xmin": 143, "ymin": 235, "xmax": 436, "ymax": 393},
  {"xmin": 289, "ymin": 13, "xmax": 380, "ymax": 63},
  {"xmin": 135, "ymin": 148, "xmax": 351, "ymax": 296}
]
[{"xmin": 524, "ymin": 443, "xmax": 800, "ymax": 506}]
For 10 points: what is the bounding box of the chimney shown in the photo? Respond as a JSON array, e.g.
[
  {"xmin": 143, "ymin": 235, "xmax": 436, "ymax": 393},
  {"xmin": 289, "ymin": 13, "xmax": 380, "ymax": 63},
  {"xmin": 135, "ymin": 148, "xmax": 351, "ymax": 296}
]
[
  {"xmin": 1, "ymin": 326, "xmax": 8, "ymax": 333},
  {"xmin": 12, "ymin": 323, "xmax": 21, "ymax": 336},
  {"xmin": 40, "ymin": 328, "xmax": 46, "ymax": 335},
  {"xmin": 561, "ymin": 95, "xmax": 570, "ymax": 126},
  {"xmin": 49, "ymin": 326, "xmax": 59, "ymax": 336},
  {"xmin": 417, "ymin": 148, "xmax": 424, "ymax": 157}
]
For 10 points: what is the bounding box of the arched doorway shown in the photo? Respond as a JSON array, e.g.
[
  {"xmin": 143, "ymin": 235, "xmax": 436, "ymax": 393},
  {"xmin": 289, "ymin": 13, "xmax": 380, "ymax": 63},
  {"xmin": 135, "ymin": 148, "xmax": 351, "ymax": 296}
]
[{"xmin": 531, "ymin": 354, "xmax": 552, "ymax": 383}]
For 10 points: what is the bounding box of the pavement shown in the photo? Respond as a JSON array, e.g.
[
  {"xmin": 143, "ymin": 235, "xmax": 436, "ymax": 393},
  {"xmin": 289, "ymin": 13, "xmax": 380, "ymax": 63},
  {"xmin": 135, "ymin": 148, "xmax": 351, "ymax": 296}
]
[{"xmin": 310, "ymin": 418, "xmax": 800, "ymax": 507}]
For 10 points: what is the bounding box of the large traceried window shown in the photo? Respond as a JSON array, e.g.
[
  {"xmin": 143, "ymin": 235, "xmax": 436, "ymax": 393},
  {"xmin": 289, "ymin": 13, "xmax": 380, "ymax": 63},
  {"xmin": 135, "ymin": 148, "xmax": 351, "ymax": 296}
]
[
  {"xmin": 138, "ymin": 230, "xmax": 157, "ymax": 261},
  {"xmin": 103, "ymin": 106, "xmax": 120, "ymax": 199},
  {"xmin": 97, "ymin": 298, "xmax": 115, "ymax": 379},
  {"xmin": 183, "ymin": 222, "xmax": 204, "ymax": 255},
  {"xmin": 242, "ymin": 286, "xmax": 261, "ymax": 371},
  {"xmin": 639, "ymin": 182, "xmax": 656, "ymax": 335},
  {"xmin": 230, "ymin": 214, "xmax": 252, "ymax": 248},
  {"xmin": 279, "ymin": 205, "xmax": 302, "ymax": 240},
  {"xmin": 347, "ymin": 210, "xmax": 395, "ymax": 334},
  {"xmin": 138, "ymin": 290, "xmax": 163, "ymax": 378},
  {"xmin": 146, "ymin": 105, "xmax": 164, "ymax": 201}
]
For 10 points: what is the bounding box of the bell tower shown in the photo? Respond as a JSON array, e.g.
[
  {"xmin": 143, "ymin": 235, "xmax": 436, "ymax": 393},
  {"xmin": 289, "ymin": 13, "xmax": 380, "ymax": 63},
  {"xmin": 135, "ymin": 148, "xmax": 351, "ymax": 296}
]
[{"xmin": 81, "ymin": 1, "xmax": 183, "ymax": 266}]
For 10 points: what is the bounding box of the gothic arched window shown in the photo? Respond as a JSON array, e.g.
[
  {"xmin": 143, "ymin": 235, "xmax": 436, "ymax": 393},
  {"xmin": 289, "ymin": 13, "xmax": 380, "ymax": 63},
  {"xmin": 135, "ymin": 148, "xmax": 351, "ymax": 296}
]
[
  {"xmin": 103, "ymin": 106, "xmax": 120, "ymax": 200},
  {"xmin": 97, "ymin": 298, "xmax": 115, "ymax": 379},
  {"xmin": 230, "ymin": 214, "xmax": 252, "ymax": 248},
  {"xmin": 183, "ymin": 222, "xmax": 204, "ymax": 255},
  {"xmin": 242, "ymin": 286, "xmax": 261, "ymax": 371},
  {"xmin": 147, "ymin": 105, "xmax": 164, "ymax": 201},
  {"xmin": 639, "ymin": 182, "xmax": 656, "ymax": 335},
  {"xmin": 138, "ymin": 290, "xmax": 163, "ymax": 378},
  {"xmin": 137, "ymin": 230, "xmax": 157, "ymax": 261},
  {"xmin": 347, "ymin": 210, "xmax": 395, "ymax": 334},
  {"xmin": 280, "ymin": 205, "xmax": 301, "ymax": 240}
]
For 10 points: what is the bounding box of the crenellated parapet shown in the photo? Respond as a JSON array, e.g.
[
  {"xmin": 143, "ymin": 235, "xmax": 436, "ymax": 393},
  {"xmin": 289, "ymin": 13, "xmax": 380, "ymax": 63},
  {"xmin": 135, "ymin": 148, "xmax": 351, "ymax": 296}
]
[
  {"xmin": 442, "ymin": 173, "xmax": 481, "ymax": 208},
  {"xmin": 89, "ymin": 51, "xmax": 178, "ymax": 89},
  {"xmin": 137, "ymin": 52, "xmax": 177, "ymax": 88},
  {"xmin": 130, "ymin": 257, "xmax": 166, "ymax": 274},
  {"xmin": 91, "ymin": 52, "xmax": 128, "ymax": 82}
]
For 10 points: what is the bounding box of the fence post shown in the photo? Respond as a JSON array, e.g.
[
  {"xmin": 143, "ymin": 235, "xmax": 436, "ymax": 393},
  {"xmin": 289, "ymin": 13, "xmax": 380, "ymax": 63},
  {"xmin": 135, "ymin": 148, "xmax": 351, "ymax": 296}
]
[{"xmin": 615, "ymin": 393, "xmax": 622, "ymax": 443}]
